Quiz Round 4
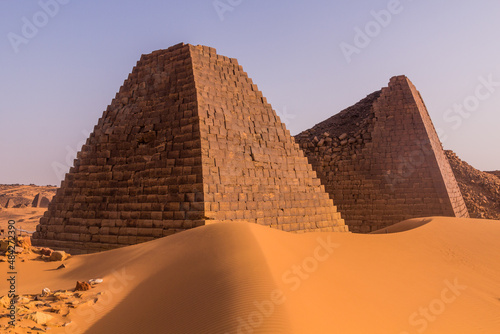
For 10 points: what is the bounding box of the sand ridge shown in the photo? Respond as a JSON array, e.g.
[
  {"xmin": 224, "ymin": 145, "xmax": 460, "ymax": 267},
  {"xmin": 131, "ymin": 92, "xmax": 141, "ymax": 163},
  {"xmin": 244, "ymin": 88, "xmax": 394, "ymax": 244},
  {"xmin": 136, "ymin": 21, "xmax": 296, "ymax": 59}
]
[{"xmin": 1, "ymin": 217, "xmax": 500, "ymax": 333}]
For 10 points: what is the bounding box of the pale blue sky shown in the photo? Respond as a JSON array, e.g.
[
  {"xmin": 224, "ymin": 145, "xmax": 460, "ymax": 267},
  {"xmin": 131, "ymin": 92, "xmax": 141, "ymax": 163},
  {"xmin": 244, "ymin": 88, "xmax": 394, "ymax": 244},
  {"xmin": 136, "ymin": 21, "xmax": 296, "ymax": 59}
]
[{"xmin": 1, "ymin": 0, "xmax": 499, "ymax": 185}]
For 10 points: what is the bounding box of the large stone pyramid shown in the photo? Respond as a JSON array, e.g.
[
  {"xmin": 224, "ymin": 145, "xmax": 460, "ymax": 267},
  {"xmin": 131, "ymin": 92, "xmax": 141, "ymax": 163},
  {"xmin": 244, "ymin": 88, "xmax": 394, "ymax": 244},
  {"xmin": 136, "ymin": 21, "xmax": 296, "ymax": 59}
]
[
  {"xmin": 295, "ymin": 76, "xmax": 469, "ymax": 232},
  {"xmin": 32, "ymin": 43, "xmax": 347, "ymax": 254}
]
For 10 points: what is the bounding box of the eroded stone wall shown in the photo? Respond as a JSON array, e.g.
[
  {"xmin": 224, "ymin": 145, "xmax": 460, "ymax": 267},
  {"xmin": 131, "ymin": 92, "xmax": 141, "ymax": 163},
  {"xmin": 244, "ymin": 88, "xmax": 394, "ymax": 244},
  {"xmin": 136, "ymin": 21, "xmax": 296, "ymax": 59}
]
[
  {"xmin": 190, "ymin": 45, "xmax": 344, "ymax": 232},
  {"xmin": 296, "ymin": 76, "xmax": 468, "ymax": 232},
  {"xmin": 33, "ymin": 43, "xmax": 347, "ymax": 254}
]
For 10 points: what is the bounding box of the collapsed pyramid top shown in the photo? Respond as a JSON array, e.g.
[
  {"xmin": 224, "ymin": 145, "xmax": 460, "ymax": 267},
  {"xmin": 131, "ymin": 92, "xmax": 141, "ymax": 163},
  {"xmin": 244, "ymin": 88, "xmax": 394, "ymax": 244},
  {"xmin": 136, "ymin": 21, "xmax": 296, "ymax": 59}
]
[
  {"xmin": 32, "ymin": 43, "xmax": 347, "ymax": 254},
  {"xmin": 296, "ymin": 75, "xmax": 469, "ymax": 232}
]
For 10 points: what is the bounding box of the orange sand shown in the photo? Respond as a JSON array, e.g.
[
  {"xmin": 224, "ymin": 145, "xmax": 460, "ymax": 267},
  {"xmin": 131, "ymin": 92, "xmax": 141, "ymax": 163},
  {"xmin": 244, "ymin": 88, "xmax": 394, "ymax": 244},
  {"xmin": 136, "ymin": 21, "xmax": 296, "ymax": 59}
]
[
  {"xmin": 0, "ymin": 208, "xmax": 47, "ymax": 235},
  {"xmin": 1, "ymin": 217, "xmax": 500, "ymax": 333}
]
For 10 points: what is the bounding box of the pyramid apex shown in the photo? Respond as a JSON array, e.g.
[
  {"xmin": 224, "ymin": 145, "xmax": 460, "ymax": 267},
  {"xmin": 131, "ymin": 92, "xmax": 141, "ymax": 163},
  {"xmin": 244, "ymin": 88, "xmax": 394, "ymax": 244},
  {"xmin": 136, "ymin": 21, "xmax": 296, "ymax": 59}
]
[
  {"xmin": 296, "ymin": 74, "xmax": 469, "ymax": 232},
  {"xmin": 32, "ymin": 43, "xmax": 346, "ymax": 253},
  {"xmin": 388, "ymin": 75, "xmax": 409, "ymax": 84}
]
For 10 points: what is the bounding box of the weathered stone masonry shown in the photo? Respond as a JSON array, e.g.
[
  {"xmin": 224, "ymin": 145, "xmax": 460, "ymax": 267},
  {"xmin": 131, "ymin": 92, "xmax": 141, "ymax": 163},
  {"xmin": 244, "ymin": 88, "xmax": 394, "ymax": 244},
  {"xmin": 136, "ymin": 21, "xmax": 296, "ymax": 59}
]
[
  {"xmin": 295, "ymin": 76, "xmax": 469, "ymax": 232},
  {"xmin": 32, "ymin": 43, "xmax": 347, "ymax": 254}
]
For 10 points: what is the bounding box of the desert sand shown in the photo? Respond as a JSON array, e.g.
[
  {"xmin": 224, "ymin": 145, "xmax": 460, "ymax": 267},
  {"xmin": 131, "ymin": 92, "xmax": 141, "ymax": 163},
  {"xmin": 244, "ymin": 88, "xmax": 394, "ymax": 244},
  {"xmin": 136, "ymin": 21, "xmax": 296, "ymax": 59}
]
[
  {"xmin": 0, "ymin": 208, "xmax": 47, "ymax": 235},
  {"xmin": 1, "ymin": 216, "xmax": 500, "ymax": 333}
]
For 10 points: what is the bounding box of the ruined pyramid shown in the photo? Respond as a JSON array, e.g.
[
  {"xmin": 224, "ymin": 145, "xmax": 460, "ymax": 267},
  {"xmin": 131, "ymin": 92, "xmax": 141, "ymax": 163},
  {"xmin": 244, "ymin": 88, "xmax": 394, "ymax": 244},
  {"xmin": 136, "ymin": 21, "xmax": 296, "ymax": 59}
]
[
  {"xmin": 32, "ymin": 43, "xmax": 347, "ymax": 254},
  {"xmin": 32, "ymin": 193, "xmax": 50, "ymax": 208},
  {"xmin": 295, "ymin": 76, "xmax": 469, "ymax": 232}
]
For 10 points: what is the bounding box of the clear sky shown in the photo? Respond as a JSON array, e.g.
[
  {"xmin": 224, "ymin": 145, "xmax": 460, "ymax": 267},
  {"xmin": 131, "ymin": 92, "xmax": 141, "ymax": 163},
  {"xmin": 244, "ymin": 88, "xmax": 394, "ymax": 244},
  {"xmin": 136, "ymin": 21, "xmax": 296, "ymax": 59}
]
[{"xmin": 1, "ymin": 0, "xmax": 499, "ymax": 186}]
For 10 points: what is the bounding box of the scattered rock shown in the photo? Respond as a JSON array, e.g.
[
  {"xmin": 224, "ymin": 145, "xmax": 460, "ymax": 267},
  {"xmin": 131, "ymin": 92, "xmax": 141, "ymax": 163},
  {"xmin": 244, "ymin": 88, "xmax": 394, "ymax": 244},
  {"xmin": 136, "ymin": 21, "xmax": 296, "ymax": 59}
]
[
  {"xmin": 53, "ymin": 291, "xmax": 72, "ymax": 301},
  {"xmin": 40, "ymin": 248, "xmax": 53, "ymax": 257},
  {"xmin": 27, "ymin": 311, "xmax": 53, "ymax": 325},
  {"xmin": 41, "ymin": 288, "xmax": 51, "ymax": 297},
  {"xmin": 446, "ymin": 150, "xmax": 500, "ymax": 219},
  {"xmin": 26, "ymin": 300, "xmax": 44, "ymax": 308},
  {"xmin": 88, "ymin": 278, "xmax": 104, "ymax": 285},
  {"xmin": 16, "ymin": 236, "xmax": 31, "ymax": 249},
  {"xmin": 67, "ymin": 300, "xmax": 81, "ymax": 308},
  {"xmin": 338, "ymin": 133, "xmax": 348, "ymax": 141},
  {"xmin": 74, "ymin": 292, "xmax": 85, "ymax": 299},
  {"xmin": 82, "ymin": 299, "xmax": 96, "ymax": 307},
  {"xmin": 31, "ymin": 326, "xmax": 46, "ymax": 332},
  {"xmin": 0, "ymin": 295, "xmax": 11, "ymax": 308},
  {"xmin": 49, "ymin": 250, "xmax": 68, "ymax": 262},
  {"xmin": 57, "ymin": 264, "xmax": 67, "ymax": 270},
  {"xmin": 486, "ymin": 170, "xmax": 500, "ymax": 179},
  {"xmin": 75, "ymin": 281, "xmax": 91, "ymax": 291},
  {"xmin": 5, "ymin": 198, "xmax": 16, "ymax": 208},
  {"xmin": 0, "ymin": 240, "xmax": 9, "ymax": 252},
  {"xmin": 18, "ymin": 296, "xmax": 30, "ymax": 304},
  {"xmin": 49, "ymin": 305, "xmax": 63, "ymax": 314}
]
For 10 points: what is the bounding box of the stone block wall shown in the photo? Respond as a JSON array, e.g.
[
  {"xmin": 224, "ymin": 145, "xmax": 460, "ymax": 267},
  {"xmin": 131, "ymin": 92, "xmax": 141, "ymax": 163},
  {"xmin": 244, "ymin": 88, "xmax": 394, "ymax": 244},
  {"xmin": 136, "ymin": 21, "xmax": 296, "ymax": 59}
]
[
  {"xmin": 32, "ymin": 43, "xmax": 347, "ymax": 254},
  {"xmin": 296, "ymin": 76, "xmax": 469, "ymax": 232},
  {"xmin": 190, "ymin": 45, "xmax": 344, "ymax": 232}
]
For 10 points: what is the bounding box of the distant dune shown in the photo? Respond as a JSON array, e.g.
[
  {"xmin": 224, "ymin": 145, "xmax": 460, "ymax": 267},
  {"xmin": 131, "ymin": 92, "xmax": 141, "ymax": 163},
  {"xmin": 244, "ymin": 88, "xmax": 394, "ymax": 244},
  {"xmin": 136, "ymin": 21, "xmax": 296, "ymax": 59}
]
[
  {"xmin": 0, "ymin": 184, "xmax": 56, "ymax": 208},
  {"xmin": 0, "ymin": 185, "xmax": 57, "ymax": 235},
  {"xmin": 1, "ymin": 217, "xmax": 499, "ymax": 333}
]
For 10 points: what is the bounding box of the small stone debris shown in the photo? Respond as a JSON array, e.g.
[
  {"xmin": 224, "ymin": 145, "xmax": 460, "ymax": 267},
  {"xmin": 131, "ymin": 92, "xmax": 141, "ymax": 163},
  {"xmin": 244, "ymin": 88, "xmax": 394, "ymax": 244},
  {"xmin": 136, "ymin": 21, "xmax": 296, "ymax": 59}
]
[
  {"xmin": 0, "ymin": 295, "xmax": 10, "ymax": 308},
  {"xmin": 16, "ymin": 236, "xmax": 32, "ymax": 248},
  {"xmin": 53, "ymin": 291, "xmax": 72, "ymax": 301},
  {"xmin": 18, "ymin": 296, "xmax": 30, "ymax": 304},
  {"xmin": 74, "ymin": 292, "xmax": 84, "ymax": 299},
  {"xmin": 444, "ymin": 150, "xmax": 500, "ymax": 219},
  {"xmin": 41, "ymin": 288, "xmax": 51, "ymax": 297},
  {"xmin": 75, "ymin": 281, "xmax": 91, "ymax": 291},
  {"xmin": 57, "ymin": 263, "xmax": 67, "ymax": 270},
  {"xmin": 88, "ymin": 278, "xmax": 103, "ymax": 285},
  {"xmin": 27, "ymin": 311, "xmax": 53, "ymax": 325},
  {"xmin": 49, "ymin": 250, "xmax": 69, "ymax": 262},
  {"xmin": 49, "ymin": 305, "xmax": 63, "ymax": 314},
  {"xmin": 40, "ymin": 248, "xmax": 53, "ymax": 257}
]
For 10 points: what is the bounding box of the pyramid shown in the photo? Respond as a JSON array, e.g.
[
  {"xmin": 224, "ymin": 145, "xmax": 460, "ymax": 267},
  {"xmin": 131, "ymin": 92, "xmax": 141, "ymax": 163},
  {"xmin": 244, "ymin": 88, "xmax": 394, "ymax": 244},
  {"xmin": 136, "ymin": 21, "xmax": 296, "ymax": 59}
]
[
  {"xmin": 295, "ymin": 76, "xmax": 469, "ymax": 232},
  {"xmin": 32, "ymin": 193, "xmax": 50, "ymax": 208},
  {"xmin": 32, "ymin": 43, "xmax": 347, "ymax": 254},
  {"xmin": 5, "ymin": 198, "xmax": 16, "ymax": 208}
]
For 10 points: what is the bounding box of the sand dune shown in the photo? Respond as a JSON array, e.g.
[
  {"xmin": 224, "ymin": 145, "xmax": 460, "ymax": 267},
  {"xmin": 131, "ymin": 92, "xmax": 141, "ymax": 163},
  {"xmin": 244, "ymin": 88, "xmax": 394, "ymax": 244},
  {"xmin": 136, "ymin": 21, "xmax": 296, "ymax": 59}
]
[{"xmin": 2, "ymin": 217, "xmax": 500, "ymax": 333}]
